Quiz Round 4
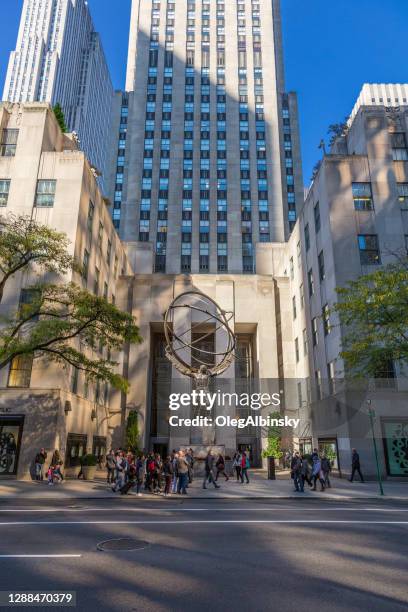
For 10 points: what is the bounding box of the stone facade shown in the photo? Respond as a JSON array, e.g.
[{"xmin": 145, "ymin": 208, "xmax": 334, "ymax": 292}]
[{"xmin": 0, "ymin": 103, "xmax": 130, "ymax": 479}]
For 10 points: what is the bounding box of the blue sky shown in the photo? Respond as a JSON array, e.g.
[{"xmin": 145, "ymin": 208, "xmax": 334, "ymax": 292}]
[{"xmin": 1, "ymin": 0, "xmax": 408, "ymax": 182}]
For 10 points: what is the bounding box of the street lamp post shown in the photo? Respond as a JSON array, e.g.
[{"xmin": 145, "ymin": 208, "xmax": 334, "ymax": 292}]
[{"xmin": 366, "ymin": 400, "xmax": 385, "ymax": 496}]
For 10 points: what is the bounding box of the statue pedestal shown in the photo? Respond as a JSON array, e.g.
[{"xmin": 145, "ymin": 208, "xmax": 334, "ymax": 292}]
[{"xmin": 179, "ymin": 444, "xmax": 225, "ymax": 476}]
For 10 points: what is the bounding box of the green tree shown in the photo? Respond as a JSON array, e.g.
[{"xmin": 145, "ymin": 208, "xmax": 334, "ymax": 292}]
[
  {"xmin": 53, "ymin": 103, "xmax": 67, "ymax": 133},
  {"xmin": 261, "ymin": 411, "xmax": 284, "ymax": 459},
  {"xmin": 0, "ymin": 214, "xmax": 142, "ymax": 392},
  {"xmin": 334, "ymin": 259, "xmax": 408, "ymax": 377},
  {"xmin": 126, "ymin": 410, "xmax": 140, "ymax": 452},
  {"xmin": 327, "ymin": 118, "xmax": 349, "ymax": 146}
]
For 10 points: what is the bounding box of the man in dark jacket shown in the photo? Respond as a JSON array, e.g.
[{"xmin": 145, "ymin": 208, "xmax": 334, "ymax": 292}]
[
  {"xmin": 349, "ymin": 448, "xmax": 364, "ymax": 482},
  {"xmin": 321, "ymin": 455, "xmax": 332, "ymax": 488},
  {"xmin": 291, "ymin": 452, "xmax": 303, "ymax": 492},
  {"xmin": 203, "ymin": 451, "xmax": 220, "ymax": 489},
  {"xmin": 34, "ymin": 448, "xmax": 47, "ymax": 481}
]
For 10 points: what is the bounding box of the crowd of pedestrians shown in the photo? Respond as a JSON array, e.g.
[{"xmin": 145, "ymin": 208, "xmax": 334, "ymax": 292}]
[
  {"xmin": 290, "ymin": 448, "xmax": 332, "ymax": 493},
  {"xmin": 104, "ymin": 448, "xmax": 252, "ymax": 495},
  {"xmin": 105, "ymin": 448, "xmax": 196, "ymax": 496}
]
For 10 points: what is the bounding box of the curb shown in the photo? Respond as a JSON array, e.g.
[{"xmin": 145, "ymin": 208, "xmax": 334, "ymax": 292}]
[{"xmin": 0, "ymin": 495, "xmax": 406, "ymax": 502}]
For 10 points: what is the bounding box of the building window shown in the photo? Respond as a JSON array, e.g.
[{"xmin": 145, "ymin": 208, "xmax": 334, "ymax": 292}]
[
  {"xmin": 358, "ymin": 234, "xmax": 380, "ymax": 265},
  {"xmin": 314, "ymin": 202, "xmax": 320, "ymax": 232},
  {"xmin": 318, "ymin": 250, "xmax": 325, "ymax": 281},
  {"xmin": 322, "ymin": 304, "xmax": 330, "ymax": 336},
  {"xmin": 315, "ymin": 370, "xmax": 322, "ymax": 400},
  {"xmin": 94, "ymin": 268, "xmax": 100, "ymax": 295},
  {"xmin": 87, "ymin": 201, "xmax": 94, "ymax": 237},
  {"xmin": 0, "ymin": 180, "xmax": 10, "ymax": 206},
  {"xmin": 390, "ymin": 132, "xmax": 408, "ymax": 161},
  {"xmin": 312, "ymin": 317, "xmax": 318, "ymax": 346},
  {"xmin": 374, "ymin": 359, "xmax": 396, "ymax": 388},
  {"xmin": 397, "ymin": 183, "xmax": 408, "ymax": 207},
  {"xmin": 35, "ymin": 180, "xmax": 56, "ymax": 207},
  {"xmin": 0, "ymin": 128, "xmax": 19, "ymax": 156},
  {"xmin": 308, "ymin": 269, "xmax": 314, "ymax": 296},
  {"xmin": 300, "ymin": 283, "xmax": 304, "ymax": 309},
  {"xmin": 327, "ymin": 361, "xmax": 335, "ymax": 394},
  {"xmin": 82, "ymin": 250, "xmax": 90, "ymax": 282},
  {"xmin": 297, "ymin": 241, "xmax": 301, "ymax": 267},
  {"xmin": 295, "ymin": 337, "xmax": 299, "ymax": 362},
  {"xmin": 297, "ymin": 381, "xmax": 303, "ymax": 408},
  {"xmin": 8, "ymin": 354, "xmax": 33, "ymax": 388},
  {"xmin": 352, "ymin": 182, "xmax": 373, "ymax": 211},
  {"xmin": 97, "ymin": 223, "xmax": 103, "ymax": 250},
  {"xmin": 304, "ymin": 223, "xmax": 310, "ymax": 251},
  {"xmin": 303, "ymin": 328, "xmax": 308, "ymax": 356},
  {"xmin": 292, "ymin": 295, "xmax": 297, "ymax": 320},
  {"xmin": 71, "ymin": 367, "xmax": 79, "ymax": 394},
  {"xmin": 106, "ymin": 239, "xmax": 112, "ymax": 265},
  {"xmin": 289, "ymin": 256, "xmax": 294, "ymax": 280}
]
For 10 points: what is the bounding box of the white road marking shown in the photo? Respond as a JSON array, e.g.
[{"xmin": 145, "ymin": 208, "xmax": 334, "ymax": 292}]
[
  {"xmin": 0, "ymin": 554, "xmax": 81, "ymax": 558},
  {"xmin": 0, "ymin": 519, "xmax": 407, "ymax": 526},
  {"xmin": 0, "ymin": 506, "xmax": 406, "ymax": 512}
]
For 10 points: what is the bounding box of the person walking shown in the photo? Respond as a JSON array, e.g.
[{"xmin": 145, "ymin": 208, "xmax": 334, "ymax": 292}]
[
  {"xmin": 171, "ymin": 451, "xmax": 179, "ymax": 493},
  {"xmin": 291, "ymin": 452, "xmax": 303, "ymax": 492},
  {"xmin": 321, "ymin": 454, "xmax": 332, "ymax": 488},
  {"xmin": 232, "ymin": 451, "xmax": 242, "ymax": 481},
  {"xmin": 215, "ymin": 453, "xmax": 229, "ymax": 482},
  {"xmin": 203, "ymin": 451, "xmax": 220, "ymax": 489},
  {"xmin": 135, "ymin": 454, "xmax": 145, "ymax": 496},
  {"xmin": 311, "ymin": 448, "xmax": 319, "ymax": 462},
  {"xmin": 163, "ymin": 455, "xmax": 173, "ymax": 496},
  {"xmin": 34, "ymin": 448, "xmax": 47, "ymax": 481},
  {"xmin": 120, "ymin": 458, "xmax": 137, "ymax": 495},
  {"xmin": 177, "ymin": 450, "xmax": 189, "ymax": 494},
  {"xmin": 50, "ymin": 450, "xmax": 64, "ymax": 482},
  {"xmin": 106, "ymin": 449, "xmax": 116, "ymax": 484},
  {"xmin": 186, "ymin": 448, "xmax": 194, "ymax": 483},
  {"xmin": 145, "ymin": 453, "xmax": 156, "ymax": 492},
  {"xmin": 112, "ymin": 452, "xmax": 127, "ymax": 492},
  {"xmin": 153, "ymin": 453, "xmax": 163, "ymax": 493},
  {"xmin": 349, "ymin": 448, "xmax": 364, "ymax": 482},
  {"xmin": 300, "ymin": 455, "xmax": 313, "ymax": 488},
  {"xmin": 240, "ymin": 451, "xmax": 250, "ymax": 484},
  {"xmin": 311, "ymin": 456, "xmax": 325, "ymax": 491}
]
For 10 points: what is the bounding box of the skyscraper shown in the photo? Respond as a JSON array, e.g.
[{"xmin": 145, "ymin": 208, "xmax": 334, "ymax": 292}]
[
  {"xmin": 109, "ymin": 0, "xmax": 303, "ymax": 274},
  {"xmin": 3, "ymin": 0, "xmax": 113, "ymax": 189}
]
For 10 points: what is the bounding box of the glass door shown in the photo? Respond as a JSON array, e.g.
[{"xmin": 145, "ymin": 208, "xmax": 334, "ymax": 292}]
[{"xmin": 0, "ymin": 416, "xmax": 24, "ymax": 477}]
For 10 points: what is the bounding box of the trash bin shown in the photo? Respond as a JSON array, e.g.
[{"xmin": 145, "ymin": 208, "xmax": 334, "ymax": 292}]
[{"xmin": 267, "ymin": 456, "xmax": 276, "ymax": 480}]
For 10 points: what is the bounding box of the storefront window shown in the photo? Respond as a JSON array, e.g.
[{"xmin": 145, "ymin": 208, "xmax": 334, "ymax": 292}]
[
  {"xmin": 382, "ymin": 420, "xmax": 408, "ymax": 476},
  {"xmin": 0, "ymin": 417, "xmax": 24, "ymax": 476},
  {"xmin": 65, "ymin": 433, "xmax": 87, "ymax": 468}
]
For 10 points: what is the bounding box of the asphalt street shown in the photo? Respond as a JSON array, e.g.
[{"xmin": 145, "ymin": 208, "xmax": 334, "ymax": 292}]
[{"xmin": 0, "ymin": 498, "xmax": 407, "ymax": 612}]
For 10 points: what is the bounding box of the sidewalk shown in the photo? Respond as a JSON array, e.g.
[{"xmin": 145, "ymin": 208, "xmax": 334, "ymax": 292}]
[{"xmin": 1, "ymin": 470, "xmax": 407, "ymax": 501}]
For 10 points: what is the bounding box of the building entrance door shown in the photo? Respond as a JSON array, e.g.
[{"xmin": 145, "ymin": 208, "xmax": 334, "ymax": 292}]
[
  {"xmin": 238, "ymin": 442, "xmax": 260, "ymax": 467},
  {"xmin": 318, "ymin": 437, "xmax": 340, "ymax": 471},
  {"xmin": 0, "ymin": 416, "xmax": 24, "ymax": 477}
]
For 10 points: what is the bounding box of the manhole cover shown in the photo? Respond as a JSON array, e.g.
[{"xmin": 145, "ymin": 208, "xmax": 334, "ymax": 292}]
[{"xmin": 97, "ymin": 538, "xmax": 150, "ymax": 552}]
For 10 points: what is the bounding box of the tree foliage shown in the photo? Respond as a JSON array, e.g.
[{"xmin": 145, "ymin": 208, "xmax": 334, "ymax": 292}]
[
  {"xmin": 53, "ymin": 103, "xmax": 67, "ymax": 133},
  {"xmin": 328, "ymin": 118, "xmax": 349, "ymax": 146},
  {"xmin": 125, "ymin": 410, "xmax": 140, "ymax": 452},
  {"xmin": 262, "ymin": 411, "xmax": 283, "ymax": 459},
  {"xmin": 334, "ymin": 259, "xmax": 408, "ymax": 377},
  {"xmin": 0, "ymin": 214, "xmax": 142, "ymax": 391}
]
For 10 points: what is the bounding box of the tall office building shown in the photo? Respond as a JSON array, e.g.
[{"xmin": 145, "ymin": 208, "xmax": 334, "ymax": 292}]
[
  {"xmin": 110, "ymin": 0, "xmax": 303, "ymax": 274},
  {"xmin": 2, "ymin": 0, "xmax": 113, "ymax": 188}
]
